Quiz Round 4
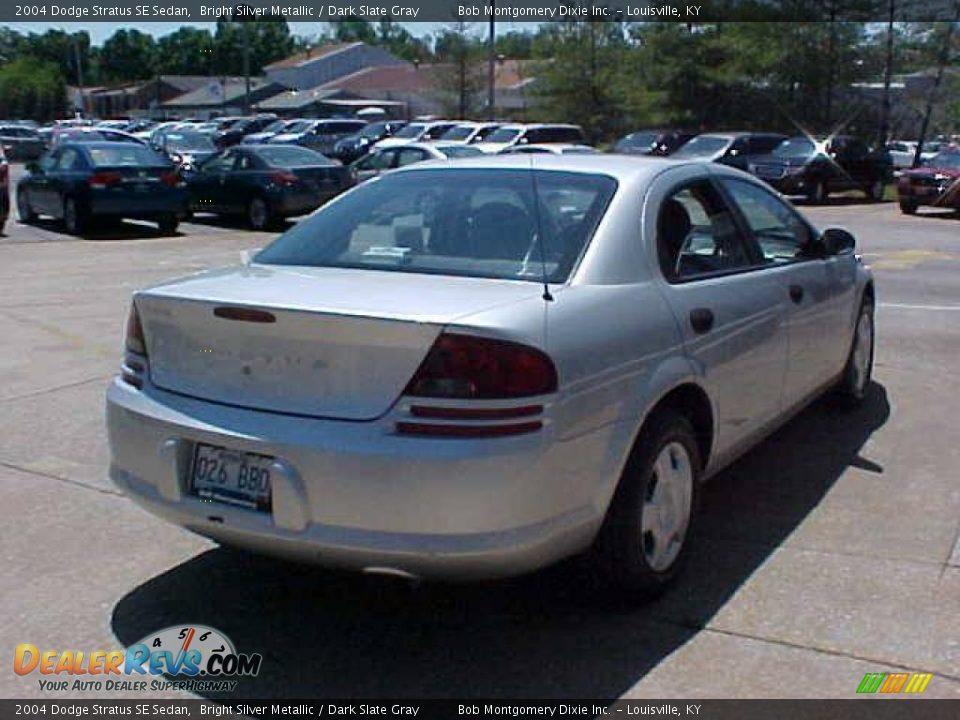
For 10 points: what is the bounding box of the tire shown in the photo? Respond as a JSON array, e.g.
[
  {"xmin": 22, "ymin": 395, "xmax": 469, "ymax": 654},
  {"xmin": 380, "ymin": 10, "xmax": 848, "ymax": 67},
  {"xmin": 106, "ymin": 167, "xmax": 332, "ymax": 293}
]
[
  {"xmin": 591, "ymin": 410, "xmax": 701, "ymax": 598},
  {"xmin": 246, "ymin": 195, "xmax": 273, "ymax": 231},
  {"xmin": 62, "ymin": 196, "xmax": 85, "ymax": 236},
  {"xmin": 898, "ymin": 200, "xmax": 917, "ymax": 215},
  {"xmin": 157, "ymin": 214, "xmax": 179, "ymax": 235},
  {"xmin": 809, "ymin": 180, "xmax": 828, "ymax": 204},
  {"xmin": 835, "ymin": 296, "xmax": 875, "ymax": 406},
  {"xmin": 865, "ymin": 179, "xmax": 885, "ymax": 202},
  {"xmin": 17, "ymin": 190, "xmax": 36, "ymax": 223}
]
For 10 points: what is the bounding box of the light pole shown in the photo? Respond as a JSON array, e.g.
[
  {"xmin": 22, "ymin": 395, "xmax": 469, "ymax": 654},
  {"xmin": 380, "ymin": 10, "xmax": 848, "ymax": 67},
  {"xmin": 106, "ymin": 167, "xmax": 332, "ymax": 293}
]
[{"xmin": 487, "ymin": 0, "xmax": 496, "ymax": 120}]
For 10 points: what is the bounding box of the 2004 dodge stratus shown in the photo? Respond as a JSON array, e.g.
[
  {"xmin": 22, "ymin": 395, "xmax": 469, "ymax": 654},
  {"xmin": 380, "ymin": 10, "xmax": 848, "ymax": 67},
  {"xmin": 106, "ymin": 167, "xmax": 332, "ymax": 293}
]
[{"xmin": 106, "ymin": 155, "xmax": 875, "ymax": 595}]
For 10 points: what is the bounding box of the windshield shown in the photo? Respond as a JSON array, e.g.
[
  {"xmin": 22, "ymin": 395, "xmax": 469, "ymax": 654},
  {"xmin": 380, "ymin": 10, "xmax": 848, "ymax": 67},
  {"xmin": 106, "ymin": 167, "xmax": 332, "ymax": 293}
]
[
  {"xmin": 437, "ymin": 145, "xmax": 484, "ymax": 159},
  {"xmin": 88, "ymin": 145, "xmax": 168, "ymax": 167},
  {"xmin": 256, "ymin": 146, "xmax": 333, "ymax": 167},
  {"xmin": 361, "ymin": 122, "xmax": 388, "ymax": 139},
  {"xmin": 773, "ymin": 138, "xmax": 817, "ymax": 158},
  {"xmin": 484, "ymin": 128, "xmax": 522, "ymax": 144},
  {"xmin": 441, "ymin": 125, "xmax": 476, "ymax": 141},
  {"xmin": 928, "ymin": 152, "xmax": 960, "ymax": 170},
  {"xmin": 255, "ymin": 169, "xmax": 618, "ymax": 283},
  {"xmin": 671, "ymin": 136, "xmax": 731, "ymax": 158},
  {"xmin": 261, "ymin": 120, "xmax": 287, "ymax": 134},
  {"xmin": 165, "ymin": 132, "xmax": 215, "ymax": 152},
  {"xmin": 394, "ymin": 123, "xmax": 425, "ymax": 139},
  {"xmin": 618, "ymin": 132, "xmax": 659, "ymax": 150}
]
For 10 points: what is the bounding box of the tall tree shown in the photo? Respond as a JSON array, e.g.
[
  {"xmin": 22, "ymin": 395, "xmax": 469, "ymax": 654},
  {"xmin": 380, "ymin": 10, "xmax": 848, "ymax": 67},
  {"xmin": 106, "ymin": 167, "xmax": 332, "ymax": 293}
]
[
  {"xmin": 156, "ymin": 27, "xmax": 216, "ymax": 76},
  {"xmin": 100, "ymin": 29, "xmax": 157, "ymax": 82},
  {"xmin": 434, "ymin": 23, "xmax": 485, "ymax": 118}
]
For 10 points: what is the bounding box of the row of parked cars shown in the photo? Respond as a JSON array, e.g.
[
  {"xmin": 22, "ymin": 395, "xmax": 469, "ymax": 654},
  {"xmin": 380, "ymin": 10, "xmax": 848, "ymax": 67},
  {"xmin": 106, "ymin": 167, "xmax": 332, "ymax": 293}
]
[{"xmin": 2, "ymin": 114, "xmax": 958, "ymax": 237}]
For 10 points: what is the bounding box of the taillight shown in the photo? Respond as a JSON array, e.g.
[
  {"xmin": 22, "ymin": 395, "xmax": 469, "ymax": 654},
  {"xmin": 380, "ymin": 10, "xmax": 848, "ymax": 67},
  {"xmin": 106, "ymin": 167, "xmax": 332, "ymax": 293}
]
[
  {"xmin": 88, "ymin": 171, "xmax": 122, "ymax": 189},
  {"xmin": 125, "ymin": 303, "xmax": 147, "ymax": 356},
  {"xmin": 160, "ymin": 171, "xmax": 184, "ymax": 188},
  {"xmin": 404, "ymin": 333, "xmax": 557, "ymax": 399},
  {"xmin": 270, "ymin": 171, "xmax": 298, "ymax": 187}
]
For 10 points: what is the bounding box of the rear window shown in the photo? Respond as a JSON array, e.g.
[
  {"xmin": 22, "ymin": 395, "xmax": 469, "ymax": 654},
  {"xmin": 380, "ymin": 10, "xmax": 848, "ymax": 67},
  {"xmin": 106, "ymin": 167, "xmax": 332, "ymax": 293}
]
[
  {"xmin": 441, "ymin": 125, "xmax": 476, "ymax": 141},
  {"xmin": 485, "ymin": 127, "xmax": 522, "ymax": 143},
  {"xmin": 87, "ymin": 145, "xmax": 168, "ymax": 167},
  {"xmin": 394, "ymin": 124, "xmax": 425, "ymax": 139},
  {"xmin": 255, "ymin": 168, "xmax": 617, "ymax": 283},
  {"xmin": 255, "ymin": 146, "xmax": 333, "ymax": 167},
  {"xmin": 436, "ymin": 145, "xmax": 484, "ymax": 158},
  {"xmin": 671, "ymin": 135, "xmax": 731, "ymax": 159}
]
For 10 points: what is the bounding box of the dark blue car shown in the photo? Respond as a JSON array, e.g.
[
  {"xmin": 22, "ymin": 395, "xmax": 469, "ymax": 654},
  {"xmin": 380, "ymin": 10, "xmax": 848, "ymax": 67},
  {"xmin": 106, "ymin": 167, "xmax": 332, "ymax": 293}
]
[{"xmin": 16, "ymin": 142, "xmax": 188, "ymax": 235}]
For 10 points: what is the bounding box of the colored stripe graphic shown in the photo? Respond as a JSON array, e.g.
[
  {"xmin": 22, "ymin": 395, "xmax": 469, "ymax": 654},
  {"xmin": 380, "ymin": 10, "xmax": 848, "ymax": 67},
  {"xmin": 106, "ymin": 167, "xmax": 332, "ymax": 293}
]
[{"xmin": 857, "ymin": 672, "xmax": 932, "ymax": 694}]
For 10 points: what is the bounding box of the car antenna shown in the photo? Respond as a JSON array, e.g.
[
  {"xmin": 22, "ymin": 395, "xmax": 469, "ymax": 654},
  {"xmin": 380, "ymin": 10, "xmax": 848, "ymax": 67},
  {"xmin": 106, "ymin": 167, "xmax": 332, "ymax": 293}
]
[{"xmin": 528, "ymin": 156, "xmax": 554, "ymax": 302}]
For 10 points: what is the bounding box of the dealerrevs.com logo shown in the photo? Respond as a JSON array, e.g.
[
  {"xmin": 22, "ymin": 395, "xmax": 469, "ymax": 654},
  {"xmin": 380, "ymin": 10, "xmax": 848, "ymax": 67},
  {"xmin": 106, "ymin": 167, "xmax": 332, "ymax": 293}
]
[{"xmin": 14, "ymin": 625, "xmax": 262, "ymax": 693}]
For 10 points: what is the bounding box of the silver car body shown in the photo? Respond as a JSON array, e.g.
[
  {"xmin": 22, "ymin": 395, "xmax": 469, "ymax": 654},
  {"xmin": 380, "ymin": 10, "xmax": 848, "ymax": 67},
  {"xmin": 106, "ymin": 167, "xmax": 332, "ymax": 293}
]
[{"xmin": 106, "ymin": 155, "xmax": 872, "ymax": 579}]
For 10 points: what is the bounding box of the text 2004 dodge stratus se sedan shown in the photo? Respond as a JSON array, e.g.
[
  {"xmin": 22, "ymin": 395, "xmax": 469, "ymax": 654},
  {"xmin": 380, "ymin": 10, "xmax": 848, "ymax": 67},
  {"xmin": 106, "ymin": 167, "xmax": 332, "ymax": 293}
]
[{"xmin": 106, "ymin": 155, "xmax": 874, "ymax": 596}]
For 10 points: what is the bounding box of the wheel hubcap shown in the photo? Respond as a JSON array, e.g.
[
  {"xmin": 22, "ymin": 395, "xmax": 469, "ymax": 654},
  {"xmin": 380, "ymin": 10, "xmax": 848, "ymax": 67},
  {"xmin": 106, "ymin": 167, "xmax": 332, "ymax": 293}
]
[
  {"xmin": 851, "ymin": 310, "xmax": 873, "ymax": 394},
  {"xmin": 641, "ymin": 441, "xmax": 693, "ymax": 572}
]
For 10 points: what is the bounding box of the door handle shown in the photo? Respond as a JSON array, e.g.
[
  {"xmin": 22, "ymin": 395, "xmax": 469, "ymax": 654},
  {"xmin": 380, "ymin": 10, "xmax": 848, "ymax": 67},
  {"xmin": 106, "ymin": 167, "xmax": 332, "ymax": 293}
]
[
  {"xmin": 689, "ymin": 308, "xmax": 715, "ymax": 335},
  {"xmin": 789, "ymin": 284, "xmax": 804, "ymax": 303}
]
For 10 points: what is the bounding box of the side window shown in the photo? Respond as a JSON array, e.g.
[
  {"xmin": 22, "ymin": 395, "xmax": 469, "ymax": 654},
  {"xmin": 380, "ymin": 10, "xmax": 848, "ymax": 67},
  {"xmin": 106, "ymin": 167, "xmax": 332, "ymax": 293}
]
[
  {"xmin": 203, "ymin": 151, "xmax": 235, "ymax": 173},
  {"xmin": 57, "ymin": 149, "xmax": 79, "ymax": 171},
  {"xmin": 721, "ymin": 178, "xmax": 813, "ymax": 264},
  {"xmin": 358, "ymin": 151, "xmax": 392, "ymax": 171},
  {"xmin": 40, "ymin": 152, "xmax": 59, "ymax": 172},
  {"xmin": 657, "ymin": 180, "xmax": 755, "ymax": 281},
  {"xmin": 396, "ymin": 148, "xmax": 427, "ymax": 167}
]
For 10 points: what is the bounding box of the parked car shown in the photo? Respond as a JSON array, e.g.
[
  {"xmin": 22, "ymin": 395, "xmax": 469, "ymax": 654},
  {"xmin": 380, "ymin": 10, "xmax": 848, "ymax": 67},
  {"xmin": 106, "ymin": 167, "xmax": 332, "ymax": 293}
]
[
  {"xmin": 52, "ymin": 127, "xmax": 147, "ymax": 148},
  {"xmin": 270, "ymin": 119, "xmax": 368, "ymax": 156},
  {"xmin": 213, "ymin": 115, "xmax": 278, "ymax": 148},
  {"xmin": 0, "ymin": 125, "xmax": 47, "ymax": 161},
  {"xmin": 896, "ymin": 149, "xmax": 960, "ymax": 214},
  {"xmin": 614, "ymin": 129, "xmax": 696, "ymax": 156},
  {"xmin": 350, "ymin": 142, "xmax": 484, "ymax": 182},
  {"xmin": 242, "ymin": 119, "xmax": 307, "ymax": 145},
  {"xmin": 157, "ymin": 130, "xmax": 218, "ymax": 171},
  {"xmin": 0, "ymin": 147, "xmax": 9, "ymax": 234},
  {"xmin": 438, "ymin": 122, "xmax": 502, "ymax": 145},
  {"xmin": 329, "ymin": 120, "xmax": 408, "ymax": 164},
  {"xmin": 373, "ymin": 121, "xmax": 459, "ymax": 150},
  {"xmin": 473, "ymin": 124, "xmax": 587, "ymax": 154},
  {"xmin": 670, "ymin": 132, "xmax": 788, "ymax": 170},
  {"xmin": 749, "ymin": 135, "xmax": 893, "ymax": 202},
  {"xmin": 501, "ymin": 144, "xmax": 597, "ymax": 155},
  {"xmin": 16, "ymin": 142, "xmax": 187, "ymax": 235},
  {"xmin": 106, "ymin": 154, "xmax": 875, "ymax": 594},
  {"xmin": 183, "ymin": 144, "xmax": 353, "ymax": 230}
]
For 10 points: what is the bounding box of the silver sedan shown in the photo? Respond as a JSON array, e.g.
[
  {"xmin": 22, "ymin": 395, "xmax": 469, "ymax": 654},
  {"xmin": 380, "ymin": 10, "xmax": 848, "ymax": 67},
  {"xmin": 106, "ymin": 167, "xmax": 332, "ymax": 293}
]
[{"xmin": 105, "ymin": 155, "xmax": 875, "ymax": 595}]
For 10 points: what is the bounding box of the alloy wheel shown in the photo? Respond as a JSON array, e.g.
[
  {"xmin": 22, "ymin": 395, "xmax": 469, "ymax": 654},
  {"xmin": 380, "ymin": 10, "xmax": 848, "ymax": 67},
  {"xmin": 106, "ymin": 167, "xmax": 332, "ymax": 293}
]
[{"xmin": 641, "ymin": 441, "xmax": 694, "ymax": 572}]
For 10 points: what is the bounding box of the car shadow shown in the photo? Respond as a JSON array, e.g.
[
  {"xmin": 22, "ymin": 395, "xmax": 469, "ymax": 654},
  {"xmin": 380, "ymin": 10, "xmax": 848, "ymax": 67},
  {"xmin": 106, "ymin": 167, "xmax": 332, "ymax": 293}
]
[
  {"xmin": 792, "ymin": 196, "xmax": 886, "ymax": 208},
  {"xmin": 111, "ymin": 383, "xmax": 890, "ymax": 702},
  {"xmin": 186, "ymin": 214, "xmax": 297, "ymax": 233},
  {"xmin": 22, "ymin": 217, "xmax": 181, "ymax": 241}
]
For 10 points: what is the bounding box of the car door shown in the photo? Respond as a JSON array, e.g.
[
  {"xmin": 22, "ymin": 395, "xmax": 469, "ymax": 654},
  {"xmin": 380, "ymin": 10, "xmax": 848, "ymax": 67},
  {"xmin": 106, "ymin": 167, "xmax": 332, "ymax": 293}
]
[
  {"xmin": 649, "ymin": 168, "xmax": 789, "ymax": 461},
  {"xmin": 222, "ymin": 150, "xmax": 260, "ymax": 214},
  {"xmin": 48, "ymin": 147, "xmax": 88, "ymax": 218},
  {"xmin": 27, "ymin": 150, "xmax": 60, "ymax": 215},
  {"xmin": 190, "ymin": 150, "xmax": 237, "ymax": 213},
  {"xmin": 717, "ymin": 175, "xmax": 856, "ymax": 406}
]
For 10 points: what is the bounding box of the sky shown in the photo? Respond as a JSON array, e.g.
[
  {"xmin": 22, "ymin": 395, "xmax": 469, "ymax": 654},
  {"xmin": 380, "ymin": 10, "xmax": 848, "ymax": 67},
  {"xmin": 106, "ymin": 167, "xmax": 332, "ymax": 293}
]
[{"xmin": 3, "ymin": 21, "xmax": 531, "ymax": 44}]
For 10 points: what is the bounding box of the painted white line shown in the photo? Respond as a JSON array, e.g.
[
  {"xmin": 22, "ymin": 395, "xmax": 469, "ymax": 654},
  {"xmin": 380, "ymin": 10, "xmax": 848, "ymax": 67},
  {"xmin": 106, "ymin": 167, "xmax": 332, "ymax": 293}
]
[{"xmin": 879, "ymin": 303, "xmax": 960, "ymax": 311}]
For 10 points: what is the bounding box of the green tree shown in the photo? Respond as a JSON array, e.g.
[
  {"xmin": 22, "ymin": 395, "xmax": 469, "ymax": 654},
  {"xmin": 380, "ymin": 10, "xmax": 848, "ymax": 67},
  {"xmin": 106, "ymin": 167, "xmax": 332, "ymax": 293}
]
[
  {"xmin": 100, "ymin": 29, "xmax": 157, "ymax": 82},
  {"xmin": 434, "ymin": 23, "xmax": 485, "ymax": 118},
  {"xmin": 156, "ymin": 27, "xmax": 216, "ymax": 76},
  {"xmin": 332, "ymin": 17, "xmax": 377, "ymax": 45},
  {"xmin": 0, "ymin": 57, "xmax": 66, "ymax": 121}
]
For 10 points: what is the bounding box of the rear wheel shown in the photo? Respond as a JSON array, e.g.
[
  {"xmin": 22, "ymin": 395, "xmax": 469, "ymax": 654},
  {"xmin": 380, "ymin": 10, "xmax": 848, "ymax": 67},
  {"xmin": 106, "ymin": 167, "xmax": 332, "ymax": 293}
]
[
  {"xmin": 62, "ymin": 196, "xmax": 85, "ymax": 235},
  {"xmin": 898, "ymin": 200, "xmax": 917, "ymax": 215},
  {"xmin": 247, "ymin": 196, "xmax": 273, "ymax": 231},
  {"xmin": 835, "ymin": 297, "xmax": 875, "ymax": 406},
  {"xmin": 157, "ymin": 214, "xmax": 179, "ymax": 235},
  {"xmin": 865, "ymin": 179, "xmax": 885, "ymax": 202},
  {"xmin": 591, "ymin": 410, "xmax": 701, "ymax": 599},
  {"xmin": 17, "ymin": 190, "xmax": 36, "ymax": 223}
]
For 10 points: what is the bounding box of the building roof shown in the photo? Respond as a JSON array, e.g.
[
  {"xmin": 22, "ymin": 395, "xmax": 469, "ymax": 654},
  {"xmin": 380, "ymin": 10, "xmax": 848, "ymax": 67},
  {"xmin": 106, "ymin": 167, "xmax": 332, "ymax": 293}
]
[
  {"xmin": 256, "ymin": 87, "xmax": 354, "ymax": 110},
  {"xmin": 314, "ymin": 64, "xmax": 443, "ymax": 94},
  {"xmin": 161, "ymin": 78, "xmax": 280, "ymax": 108},
  {"xmin": 265, "ymin": 43, "xmax": 361, "ymax": 70}
]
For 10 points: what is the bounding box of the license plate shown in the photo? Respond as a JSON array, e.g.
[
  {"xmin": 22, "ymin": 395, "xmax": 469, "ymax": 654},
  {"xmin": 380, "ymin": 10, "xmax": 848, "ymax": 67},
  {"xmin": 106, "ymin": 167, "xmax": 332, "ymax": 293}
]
[{"xmin": 190, "ymin": 443, "xmax": 273, "ymax": 511}]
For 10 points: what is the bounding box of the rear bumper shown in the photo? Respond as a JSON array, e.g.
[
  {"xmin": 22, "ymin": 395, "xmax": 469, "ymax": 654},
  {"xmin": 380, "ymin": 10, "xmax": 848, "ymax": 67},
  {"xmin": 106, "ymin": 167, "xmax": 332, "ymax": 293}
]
[
  {"xmin": 271, "ymin": 189, "xmax": 342, "ymax": 217},
  {"xmin": 89, "ymin": 188, "xmax": 188, "ymax": 218},
  {"xmin": 105, "ymin": 378, "xmax": 607, "ymax": 580}
]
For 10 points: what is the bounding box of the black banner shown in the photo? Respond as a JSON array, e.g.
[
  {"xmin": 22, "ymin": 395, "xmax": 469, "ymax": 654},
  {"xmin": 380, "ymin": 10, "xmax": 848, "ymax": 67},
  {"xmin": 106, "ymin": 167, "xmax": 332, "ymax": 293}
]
[
  {"xmin": 2, "ymin": 700, "xmax": 958, "ymax": 720},
  {"xmin": 4, "ymin": 0, "xmax": 960, "ymax": 24}
]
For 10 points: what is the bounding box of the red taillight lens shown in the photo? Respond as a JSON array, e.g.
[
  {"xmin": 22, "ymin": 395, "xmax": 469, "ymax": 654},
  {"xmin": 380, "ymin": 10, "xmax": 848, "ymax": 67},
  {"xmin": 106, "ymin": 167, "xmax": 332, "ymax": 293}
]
[
  {"xmin": 125, "ymin": 303, "xmax": 147, "ymax": 356},
  {"xmin": 404, "ymin": 333, "xmax": 557, "ymax": 399},
  {"xmin": 160, "ymin": 171, "xmax": 184, "ymax": 188},
  {"xmin": 88, "ymin": 171, "xmax": 123, "ymax": 189},
  {"xmin": 270, "ymin": 170, "xmax": 298, "ymax": 186}
]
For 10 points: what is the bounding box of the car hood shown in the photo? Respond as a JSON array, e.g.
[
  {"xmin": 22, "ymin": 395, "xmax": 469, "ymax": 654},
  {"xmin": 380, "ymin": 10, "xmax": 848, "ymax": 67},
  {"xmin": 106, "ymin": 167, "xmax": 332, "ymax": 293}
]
[{"xmin": 748, "ymin": 153, "xmax": 816, "ymax": 168}]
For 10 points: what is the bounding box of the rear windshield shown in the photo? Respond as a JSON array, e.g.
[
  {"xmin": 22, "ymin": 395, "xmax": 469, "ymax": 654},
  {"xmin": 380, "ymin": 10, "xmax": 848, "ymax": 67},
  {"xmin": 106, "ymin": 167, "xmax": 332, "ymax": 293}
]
[
  {"xmin": 255, "ymin": 168, "xmax": 618, "ymax": 283},
  {"xmin": 617, "ymin": 132, "xmax": 659, "ymax": 151},
  {"xmin": 256, "ymin": 146, "xmax": 333, "ymax": 167},
  {"xmin": 165, "ymin": 132, "xmax": 215, "ymax": 152},
  {"xmin": 485, "ymin": 128, "xmax": 522, "ymax": 143},
  {"xmin": 394, "ymin": 123, "xmax": 425, "ymax": 139},
  {"xmin": 773, "ymin": 138, "xmax": 817, "ymax": 158},
  {"xmin": 436, "ymin": 145, "xmax": 484, "ymax": 158},
  {"xmin": 441, "ymin": 125, "xmax": 476, "ymax": 141},
  {"xmin": 87, "ymin": 145, "xmax": 168, "ymax": 167}
]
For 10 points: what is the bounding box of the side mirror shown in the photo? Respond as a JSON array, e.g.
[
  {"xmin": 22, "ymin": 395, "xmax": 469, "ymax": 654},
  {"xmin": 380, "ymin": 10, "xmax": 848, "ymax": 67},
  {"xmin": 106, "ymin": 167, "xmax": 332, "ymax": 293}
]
[{"xmin": 821, "ymin": 227, "xmax": 856, "ymax": 255}]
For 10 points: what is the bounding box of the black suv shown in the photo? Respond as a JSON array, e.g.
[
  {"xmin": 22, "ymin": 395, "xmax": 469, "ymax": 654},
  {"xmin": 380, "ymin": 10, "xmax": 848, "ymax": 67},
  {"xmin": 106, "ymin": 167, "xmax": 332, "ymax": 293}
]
[
  {"xmin": 748, "ymin": 135, "xmax": 893, "ymax": 202},
  {"xmin": 613, "ymin": 129, "xmax": 696, "ymax": 156}
]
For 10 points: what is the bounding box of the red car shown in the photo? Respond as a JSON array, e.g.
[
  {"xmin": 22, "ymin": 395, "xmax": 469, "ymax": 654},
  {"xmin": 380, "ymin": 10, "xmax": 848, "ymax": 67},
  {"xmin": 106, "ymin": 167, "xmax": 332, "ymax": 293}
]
[
  {"xmin": 0, "ymin": 147, "xmax": 9, "ymax": 234},
  {"xmin": 897, "ymin": 149, "xmax": 960, "ymax": 214}
]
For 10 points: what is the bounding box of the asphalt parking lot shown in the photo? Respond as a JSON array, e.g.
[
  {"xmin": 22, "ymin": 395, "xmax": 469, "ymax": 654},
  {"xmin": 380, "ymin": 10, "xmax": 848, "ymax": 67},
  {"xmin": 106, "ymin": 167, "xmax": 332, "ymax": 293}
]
[{"xmin": 1, "ymin": 162, "xmax": 958, "ymax": 701}]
